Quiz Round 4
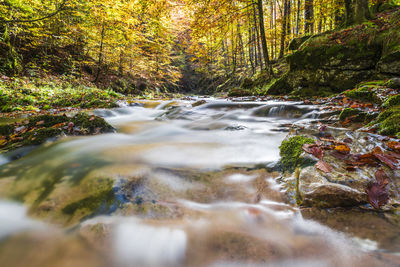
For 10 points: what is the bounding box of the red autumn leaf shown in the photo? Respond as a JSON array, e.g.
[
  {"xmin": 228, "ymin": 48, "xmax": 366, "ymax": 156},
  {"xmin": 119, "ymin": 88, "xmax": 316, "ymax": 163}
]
[
  {"xmin": 385, "ymin": 151, "xmax": 400, "ymax": 160},
  {"xmin": 302, "ymin": 144, "xmax": 324, "ymax": 160},
  {"xmin": 366, "ymin": 182, "xmax": 389, "ymax": 209},
  {"xmin": 316, "ymin": 160, "xmax": 332, "ymax": 173},
  {"xmin": 375, "ymin": 169, "xmax": 389, "ymax": 187}
]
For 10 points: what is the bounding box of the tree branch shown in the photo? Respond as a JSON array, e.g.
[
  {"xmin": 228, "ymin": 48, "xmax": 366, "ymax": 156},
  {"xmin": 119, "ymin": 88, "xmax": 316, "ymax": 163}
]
[{"xmin": 3, "ymin": 0, "xmax": 68, "ymax": 24}]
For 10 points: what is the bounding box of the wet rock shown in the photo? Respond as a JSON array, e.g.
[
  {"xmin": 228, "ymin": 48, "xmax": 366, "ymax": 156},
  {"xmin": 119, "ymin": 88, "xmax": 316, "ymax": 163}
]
[
  {"xmin": 386, "ymin": 77, "xmax": 400, "ymax": 89},
  {"xmin": 279, "ymin": 126, "xmax": 400, "ymax": 209},
  {"xmin": 0, "ymin": 113, "xmax": 114, "ymax": 153},
  {"xmin": 192, "ymin": 100, "xmax": 207, "ymax": 107}
]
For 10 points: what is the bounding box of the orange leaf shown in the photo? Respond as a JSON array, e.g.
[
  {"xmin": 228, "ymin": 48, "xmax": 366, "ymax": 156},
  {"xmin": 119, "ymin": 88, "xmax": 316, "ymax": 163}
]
[{"xmin": 334, "ymin": 145, "xmax": 351, "ymax": 154}]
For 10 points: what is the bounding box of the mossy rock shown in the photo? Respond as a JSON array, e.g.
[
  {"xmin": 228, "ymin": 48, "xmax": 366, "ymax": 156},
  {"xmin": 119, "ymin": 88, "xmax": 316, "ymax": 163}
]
[
  {"xmin": 279, "ymin": 136, "xmax": 315, "ymax": 173},
  {"xmin": 267, "ymin": 73, "xmax": 291, "ymax": 95},
  {"xmin": 383, "ymin": 94, "xmax": 400, "ymax": 108},
  {"xmin": 0, "ymin": 113, "xmax": 114, "ymax": 153},
  {"xmin": 228, "ymin": 88, "xmax": 254, "ymax": 97},
  {"xmin": 338, "ymin": 108, "xmax": 376, "ymax": 123},
  {"xmin": 386, "ymin": 78, "xmax": 400, "ymax": 89},
  {"xmin": 28, "ymin": 114, "xmax": 69, "ymax": 128},
  {"xmin": 72, "ymin": 113, "xmax": 114, "ymax": 134},
  {"xmin": 344, "ymin": 86, "xmax": 381, "ymax": 104},
  {"xmin": 377, "ymin": 110, "xmax": 400, "ymax": 137},
  {"xmin": 240, "ymin": 78, "xmax": 255, "ymax": 89},
  {"xmin": 288, "ymin": 35, "xmax": 311, "ymax": 51},
  {"xmin": 22, "ymin": 128, "xmax": 63, "ymax": 146},
  {"xmin": 371, "ymin": 106, "xmax": 400, "ymax": 136}
]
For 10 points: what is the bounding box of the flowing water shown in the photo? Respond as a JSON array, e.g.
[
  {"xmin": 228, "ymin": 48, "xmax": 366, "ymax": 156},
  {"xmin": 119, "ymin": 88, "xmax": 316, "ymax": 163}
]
[{"xmin": 0, "ymin": 98, "xmax": 399, "ymax": 267}]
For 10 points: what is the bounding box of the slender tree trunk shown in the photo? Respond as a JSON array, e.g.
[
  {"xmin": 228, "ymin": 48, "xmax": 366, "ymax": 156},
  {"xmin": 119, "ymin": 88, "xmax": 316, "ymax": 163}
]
[
  {"xmin": 296, "ymin": 0, "xmax": 301, "ymax": 34},
  {"xmin": 279, "ymin": 0, "xmax": 288, "ymax": 58},
  {"xmin": 305, "ymin": 0, "xmax": 314, "ymax": 34},
  {"xmin": 252, "ymin": 0, "xmax": 263, "ymax": 70},
  {"xmin": 94, "ymin": 21, "xmax": 106, "ymax": 83},
  {"xmin": 257, "ymin": 0, "xmax": 273, "ymax": 75}
]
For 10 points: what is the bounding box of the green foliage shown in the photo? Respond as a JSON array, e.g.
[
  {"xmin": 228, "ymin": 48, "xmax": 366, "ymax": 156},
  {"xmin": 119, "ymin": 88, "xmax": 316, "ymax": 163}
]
[
  {"xmin": 0, "ymin": 78, "xmax": 121, "ymax": 112},
  {"xmin": 279, "ymin": 136, "xmax": 315, "ymax": 173}
]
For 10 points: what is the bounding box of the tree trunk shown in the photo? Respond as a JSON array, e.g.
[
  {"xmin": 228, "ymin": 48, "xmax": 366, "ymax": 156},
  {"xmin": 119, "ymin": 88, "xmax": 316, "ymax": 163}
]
[
  {"xmin": 279, "ymin": 0, "xmax": 288, "ymax": 58},
  {"xmin": 257, "ymin": 0, "xmax": 273, "ymax": 75},
  {"xmin": 305, "ymin": 0, "xmax": 314, "ymax": 34},
  {"xmin": 252, "ymin": 0, "xmax": 263, "ymax": 70},
  {"xmin": 94, "ymin": 22, "xmax": 106, "ymax": 83},
  {"xmin": 344, "ymin": 0, "xmax": 371, "ymax": 26}
]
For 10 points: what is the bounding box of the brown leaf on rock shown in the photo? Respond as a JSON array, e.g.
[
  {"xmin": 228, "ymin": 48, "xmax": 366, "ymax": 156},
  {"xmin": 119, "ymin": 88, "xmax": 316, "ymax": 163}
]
[
  {"xmin": 316, "ymin": 160, "xmax": 332, "ymax": 173},
  {"xmin": 366, "ymin": 182, "xmax": 389, "ymax": 209},
  {"xmin": 374, "ymin": 153, "xmax": 398, "ymax": 170},
  {"xmin": 302, "ymin": 144, "xmax": 324, "ymax": 160},
  {"xmin": 386, "ymin": 141, "xmax": 400, "ymax": 151},
  {"xmin": 375, "ymin": 169, "xmax": 389, "ymax": 187},
  {"xmin": 385, "ymin": 151, "xmax": 400, "ymax": 160}
]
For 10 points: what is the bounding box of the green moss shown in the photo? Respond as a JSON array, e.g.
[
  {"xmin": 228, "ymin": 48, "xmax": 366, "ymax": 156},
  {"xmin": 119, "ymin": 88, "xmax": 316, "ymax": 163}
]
[
  {"xmin": 339, "ymin": 108, "xmax": 362, "ymax": 121},
  {"xmin": 228, "ymin": 88, "xmax": 254, "ymax": 97},
  {"xmin": 22, "ymin": 128, "xmax": 62, "ymax": 145},
  {"xmin": 379, "ymin": 114, "xmax": 400, "ymax": 136},
  {"xmin": 291, "ymin": 87, "xmax": 334, "ymax": 98},
  {"xmin": 62, "ymin": 180, "xmax": 114, "ymax": 216},
  {"xmin": 72, "ymin": 113, "xmax": 114, "ymax": 133},
  {"xmin": 345, "ymin": 87, "xmax": 381, "ymax": 103},
  {"xmin": 279, "ymin": 136, "xmax": 315, "ymax": 173},
  {"xmin": 28, "ymin": 115, "xmax": 68, "ymax": 128},
  {"xmin": 383, "ymin": 95, "xmax": 400, "ymax": 108}
]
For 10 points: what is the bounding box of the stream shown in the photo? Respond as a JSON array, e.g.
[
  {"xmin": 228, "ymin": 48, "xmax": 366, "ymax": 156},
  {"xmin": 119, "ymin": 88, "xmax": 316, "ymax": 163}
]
[{"xmin": 0, "ymin": 98, "xmax": 399, "ymax": 267}]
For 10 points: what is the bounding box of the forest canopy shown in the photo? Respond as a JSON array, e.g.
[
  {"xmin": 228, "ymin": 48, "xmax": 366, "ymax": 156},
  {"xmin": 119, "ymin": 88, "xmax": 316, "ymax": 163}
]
[{"xmin": 1, "ymin": 0, "xmax": 399, "ymax": 93}]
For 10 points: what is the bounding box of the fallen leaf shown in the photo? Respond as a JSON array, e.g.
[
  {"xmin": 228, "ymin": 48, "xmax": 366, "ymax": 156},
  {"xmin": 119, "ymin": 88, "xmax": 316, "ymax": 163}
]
[
  {"xmin": 375, "ymin": 169, "xmax": 389, "ymax": 187},
  {"xmin": 366, "ymin": 182, "xmax": 389, "ymax": 209},
  {"xmin": 374, "ymin": 153, "xmax": 398, "ymax": 170},
  {"xmin": 334, "ymin": 144, "xmax": 351, "ymax": 154},
  {"xmin": 316, "ymin": 160, "xmax": 332, "ymax": 173},
  {"xmin": 303, "ymin": 144, "xmax": 324, "ymax": 160},
  {"xmin": 386, "ymin": 141, "xmax": 400, "ymax": 151},
  {"xmin": 36, "ymin": 120, "xmax": 45, "ymax": 126}
]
